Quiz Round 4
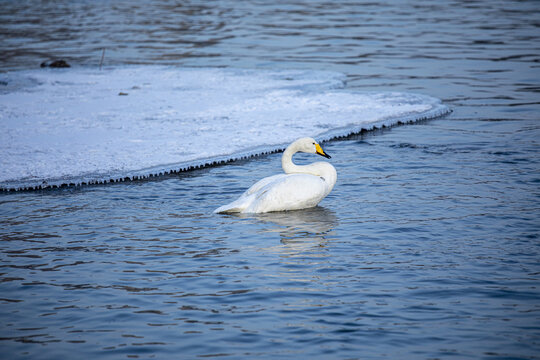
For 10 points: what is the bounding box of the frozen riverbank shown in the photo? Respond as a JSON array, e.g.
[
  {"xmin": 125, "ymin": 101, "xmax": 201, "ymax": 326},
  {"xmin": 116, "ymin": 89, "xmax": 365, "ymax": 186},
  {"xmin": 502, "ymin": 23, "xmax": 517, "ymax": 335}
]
[{"xmin": 0, "ymin": 67, "xmax": 448, "ymax": 190}]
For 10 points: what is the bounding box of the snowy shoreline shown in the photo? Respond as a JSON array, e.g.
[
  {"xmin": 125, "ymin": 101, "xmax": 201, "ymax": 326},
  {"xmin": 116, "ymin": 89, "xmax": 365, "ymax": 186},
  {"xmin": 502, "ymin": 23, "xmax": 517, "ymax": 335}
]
[{"xmin": 0, "ymin": 66, "xmax": 450, "ymax": 191}]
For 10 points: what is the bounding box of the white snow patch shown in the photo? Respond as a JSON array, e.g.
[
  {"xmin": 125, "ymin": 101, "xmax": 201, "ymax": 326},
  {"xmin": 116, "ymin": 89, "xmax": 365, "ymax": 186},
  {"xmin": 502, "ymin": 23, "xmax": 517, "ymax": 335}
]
[{"xmin": 0, "ymin": 66, "xmax": 449, "ymax": 190}]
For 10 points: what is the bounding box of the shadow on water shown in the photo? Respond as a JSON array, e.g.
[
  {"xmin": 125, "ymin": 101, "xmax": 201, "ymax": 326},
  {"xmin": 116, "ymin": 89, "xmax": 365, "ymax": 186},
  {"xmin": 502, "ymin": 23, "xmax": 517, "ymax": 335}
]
[{"xmin": 226, "ymin": 206, "xmax": 338, "ymax": 248}]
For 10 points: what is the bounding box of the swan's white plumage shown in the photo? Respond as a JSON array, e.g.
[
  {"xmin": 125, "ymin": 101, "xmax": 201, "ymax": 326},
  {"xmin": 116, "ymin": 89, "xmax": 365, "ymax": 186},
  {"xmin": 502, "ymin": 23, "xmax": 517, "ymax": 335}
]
[{"xmin": 215, "ymin": 137, "xmax": 337, "ymax": 214}]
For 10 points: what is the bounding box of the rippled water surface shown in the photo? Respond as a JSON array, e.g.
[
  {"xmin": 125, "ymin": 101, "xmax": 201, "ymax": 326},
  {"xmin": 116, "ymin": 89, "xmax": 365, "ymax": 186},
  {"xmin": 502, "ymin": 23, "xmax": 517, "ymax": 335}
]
[{"xmin": 1, "ymin": 1, "xmax": 539, "ymax": 359}]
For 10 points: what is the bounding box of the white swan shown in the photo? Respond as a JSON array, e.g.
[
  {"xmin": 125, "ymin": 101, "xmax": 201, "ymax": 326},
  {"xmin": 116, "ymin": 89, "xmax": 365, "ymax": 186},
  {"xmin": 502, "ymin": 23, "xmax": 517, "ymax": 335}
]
[{"xmin": 214, "ymin": 137, "xmax": 337, "ymax": 214}]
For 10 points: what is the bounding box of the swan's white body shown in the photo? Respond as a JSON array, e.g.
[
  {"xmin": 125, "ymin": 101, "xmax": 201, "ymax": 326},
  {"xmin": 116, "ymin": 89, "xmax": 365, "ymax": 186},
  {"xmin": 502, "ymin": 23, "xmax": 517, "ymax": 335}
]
[{"xmin": 215, "ymin": 137, "xmax": 337, "ymax": 214}]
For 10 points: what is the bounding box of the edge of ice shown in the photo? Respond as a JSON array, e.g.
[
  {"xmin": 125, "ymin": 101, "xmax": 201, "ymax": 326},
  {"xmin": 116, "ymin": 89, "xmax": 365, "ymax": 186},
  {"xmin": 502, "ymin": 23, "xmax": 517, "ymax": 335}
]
[
  {"xmin": 0, "ymin": 66, "xmax": 450, "ymax": 191},
  {"xmin": 2, "ymin": 102, "xmax": 450, "ymax": 191}
]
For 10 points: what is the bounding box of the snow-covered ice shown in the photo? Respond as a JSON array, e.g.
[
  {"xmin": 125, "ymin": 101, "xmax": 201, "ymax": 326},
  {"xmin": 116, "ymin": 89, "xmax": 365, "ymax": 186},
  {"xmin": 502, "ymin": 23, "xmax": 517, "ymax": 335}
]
[{"xmin": 0, "ymin": 66, "xmax": 449, "ymax": 190}]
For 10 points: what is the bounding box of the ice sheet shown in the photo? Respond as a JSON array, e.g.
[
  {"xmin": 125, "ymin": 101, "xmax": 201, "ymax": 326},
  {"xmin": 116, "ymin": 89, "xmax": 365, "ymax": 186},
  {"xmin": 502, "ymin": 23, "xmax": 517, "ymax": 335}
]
[{"xmin": 0, "ymin": 66, "xmax": 449, "ymax": 190}]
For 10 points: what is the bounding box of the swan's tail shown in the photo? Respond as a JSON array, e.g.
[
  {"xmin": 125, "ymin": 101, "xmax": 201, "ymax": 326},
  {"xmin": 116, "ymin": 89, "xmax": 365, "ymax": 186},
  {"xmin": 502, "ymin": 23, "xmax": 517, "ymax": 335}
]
[{"xmin": 214, "ymin": 194, "xmax": 254, "ymax": 214}]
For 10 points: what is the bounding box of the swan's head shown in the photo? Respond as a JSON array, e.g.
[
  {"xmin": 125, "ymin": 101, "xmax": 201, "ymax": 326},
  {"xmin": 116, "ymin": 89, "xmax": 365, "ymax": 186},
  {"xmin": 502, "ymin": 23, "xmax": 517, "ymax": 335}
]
[{"xmin": 294, "ymin": 137, "xmax": 331, "ymax": 159}]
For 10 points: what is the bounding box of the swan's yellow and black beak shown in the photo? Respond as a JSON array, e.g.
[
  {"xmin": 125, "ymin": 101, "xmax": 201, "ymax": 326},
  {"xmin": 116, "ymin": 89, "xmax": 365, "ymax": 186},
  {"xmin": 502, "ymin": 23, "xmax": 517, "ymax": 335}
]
[{"xmin": 315, "ymin": 143, "xmax": 331, "ymax": 159}]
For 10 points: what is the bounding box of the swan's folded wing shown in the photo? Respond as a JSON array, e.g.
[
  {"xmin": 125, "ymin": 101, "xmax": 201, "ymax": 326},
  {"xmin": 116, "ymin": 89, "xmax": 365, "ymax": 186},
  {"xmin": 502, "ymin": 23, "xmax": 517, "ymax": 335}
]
[
  {"xmin": 247, "ymin": 174, "xmax": 327, "ymax": 213},
  {"xmin": 243, "ymin": 174, "xmax": 288, "ymax": 197}
]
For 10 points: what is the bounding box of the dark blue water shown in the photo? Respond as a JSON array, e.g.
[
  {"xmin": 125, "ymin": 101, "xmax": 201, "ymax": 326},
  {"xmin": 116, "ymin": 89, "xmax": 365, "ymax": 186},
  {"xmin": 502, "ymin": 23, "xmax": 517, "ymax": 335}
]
[{"xmin": 1, "ymin": 1, "xmax": 539, "ymax": 359}]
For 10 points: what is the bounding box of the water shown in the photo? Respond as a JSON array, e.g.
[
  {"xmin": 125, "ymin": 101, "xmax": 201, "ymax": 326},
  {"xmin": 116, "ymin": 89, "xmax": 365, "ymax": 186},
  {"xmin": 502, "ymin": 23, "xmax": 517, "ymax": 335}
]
[{"xmin": 1, "ymin": 0, "xmax": 539, "ymax": 359}]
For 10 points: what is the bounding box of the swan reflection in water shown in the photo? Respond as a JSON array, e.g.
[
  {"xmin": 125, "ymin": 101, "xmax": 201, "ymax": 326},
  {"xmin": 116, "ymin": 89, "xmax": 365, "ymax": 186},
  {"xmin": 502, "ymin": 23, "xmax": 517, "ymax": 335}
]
[{"xmin": 233, "ymin": 206, "xmax": 338, "ymax": 252}]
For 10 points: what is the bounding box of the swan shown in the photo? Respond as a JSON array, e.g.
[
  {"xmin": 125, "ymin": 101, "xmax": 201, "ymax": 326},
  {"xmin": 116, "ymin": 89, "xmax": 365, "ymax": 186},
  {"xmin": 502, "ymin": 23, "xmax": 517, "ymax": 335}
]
[{"xmin": 214, "ymin": 137, "xmax": 337, "ymax": 214}]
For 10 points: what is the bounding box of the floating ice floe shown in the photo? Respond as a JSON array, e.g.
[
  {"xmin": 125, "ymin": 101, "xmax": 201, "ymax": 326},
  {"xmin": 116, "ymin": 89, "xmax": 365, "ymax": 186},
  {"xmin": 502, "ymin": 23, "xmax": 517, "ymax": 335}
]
[{"xmin": 0, "ymin": 66, "xmax": 449, "ymax": 190}]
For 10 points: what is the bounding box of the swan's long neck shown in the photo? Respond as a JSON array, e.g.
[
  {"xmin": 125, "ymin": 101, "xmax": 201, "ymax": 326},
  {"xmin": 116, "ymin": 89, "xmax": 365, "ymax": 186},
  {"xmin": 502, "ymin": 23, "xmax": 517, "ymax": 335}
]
[
  {"xmin": 281, "ymin": 143, "xmax": 333, "ymax": 177},
  {"xmin": 281, "ymin": 141, "xmax": 337, "ymax": 194},
  {"xmin": 281, "ymin": 145, "xmax": 309, "ymax": 174}
]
